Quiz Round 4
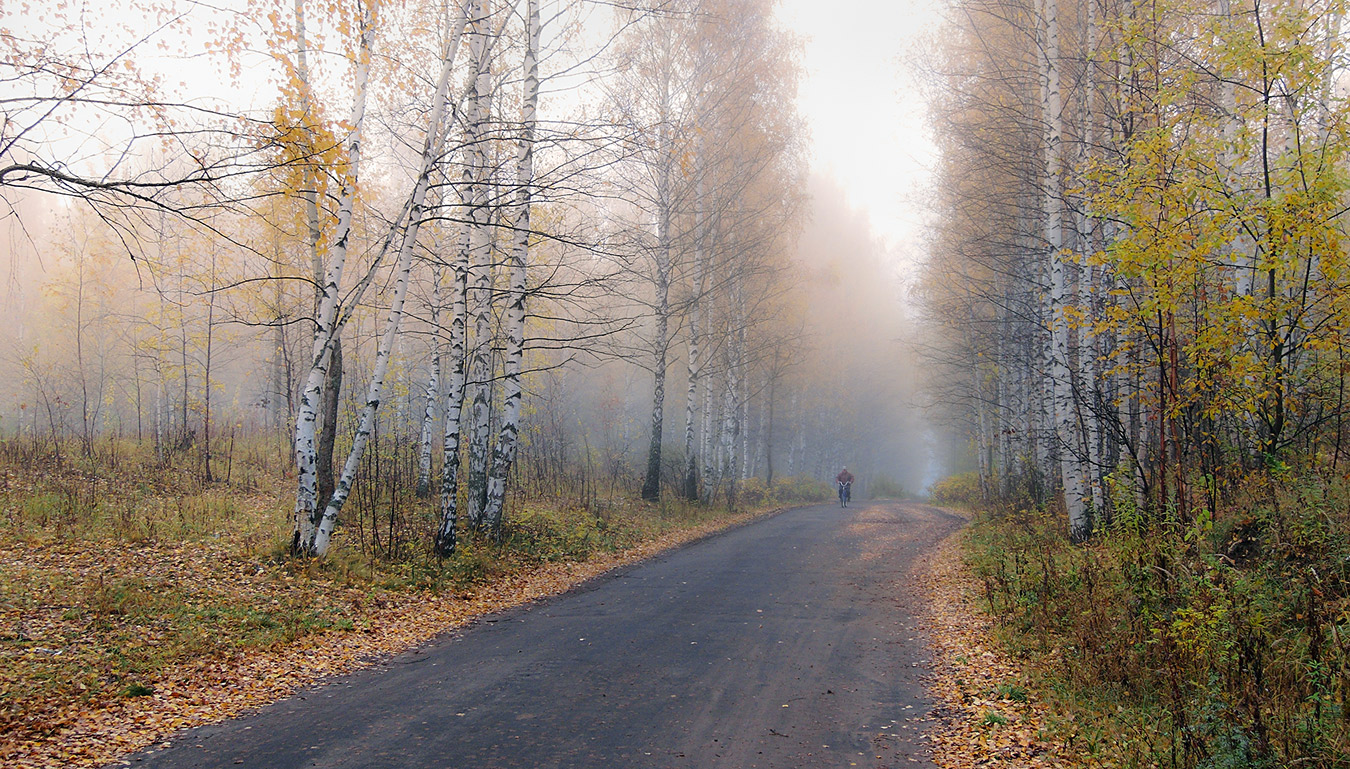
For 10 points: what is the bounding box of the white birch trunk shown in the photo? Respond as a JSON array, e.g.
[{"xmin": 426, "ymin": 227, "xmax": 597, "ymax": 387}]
[
  {"xmin": 1320, "ymin": 9, "xmax": 1343, "ymax": 143},
  {"xmin": 682, "ymin": 303, "xmax": 702, "ymax": 500},
  {"xmin": 291, "ymin": 2, "xmax": 378, "ymax": 554},
  {"xmin": 973, "ymin": 359, "xmax": 990, "ymax": 497},
  {"xmin": 714, "ymin": 370, "xmax": 729, "ymax": 497},
  {"xmin": 751, "ymin": 381, "xmax": 764, "ymax": 480},
  {"xmin": 739, "ymin": 369, "xmax": 751, "ymax": 482},
  {"xmin": 700, "ymin": 364, "xmax": 716, "ymax": 502},
  {"xmin": 1079, "ymin": 261, "xmax": 1104, "ymax": 514},
  {"xmin": 719, "ymin": 321, "xmax": 740, "ymax": 504},
  {"xmin": 1077, "ymin": 3, "xmax": 1104, "ymax": 516},
  {"xmin": 465, "ymin": 0, "xmax": 497, "ymax": 527},
  {"xmin": 640, "ymin": 74, "xmax": 674, "ymax": 503},
  {"xmin": 155, "ymin": 362, "xmax": 165, "ymax": 463},
  {"xmin": 788, "ymin": 402, "xmax": 799, "ymax": 480},
  {"xmin": 1041, "ymin": 0, "xmax": 1089, "ymax": 540},
  {"xmin": 435, "ymin": 230, "xmax": 470, "ymax": 556},
  {"xmin": 1037, "ymin": 294, "xmax": 1054, "ymax": 476},
  {"xmin": 996, "ymin": 328, "xmax": 1013, "ymax": 495},
  {"xmin": 435, "ymin": 0, "xmax": 481, "ymax": 554},
  {"xmin": 483, "ymin": 0, "xmax": 540, "ymax": 536},
  {"xmin": 310, "ymin": 15, "xmax": 459, "ymax": 556},
  {"xmin": 642, "ymin": 256, "xmax": 671, "ymax": 502},
  {"xmin": 682, "ymin": 179, "xmax": 708, "ymax": 501},
  {"xmin": 416, "ymin": 270, "xmax": 444, "ymax": 498},
  {"xmin": 1027, "ymin": 204, "xmax": 1053, "ymax": 479}
]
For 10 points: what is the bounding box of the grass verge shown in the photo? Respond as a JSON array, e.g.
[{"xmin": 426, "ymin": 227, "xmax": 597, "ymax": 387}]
[
  {"xmin": 0, "ymin": 442, "xmax": 791, "ymax": 768},
  {"xmin": 959, "ymin": 472, "xmax": 1350, "ymax": 768}
]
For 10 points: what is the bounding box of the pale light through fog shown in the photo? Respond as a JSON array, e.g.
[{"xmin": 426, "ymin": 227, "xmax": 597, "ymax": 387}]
[{"xmin": 774, "ymin": 0, "xmax": 942, "ymax": 271}]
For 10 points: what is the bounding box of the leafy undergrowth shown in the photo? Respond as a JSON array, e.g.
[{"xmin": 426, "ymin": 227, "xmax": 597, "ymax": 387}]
[
  {"xmin": 0, "ymin": 442, "xmax": 780, "ymax": 768},
  {"xmin": 960, "ymin": 473, "xmax": 1350, "ymax": 768},
  {"xmin": 914, "ymin": 526, "xmax": 1071, "ymax": 769}
]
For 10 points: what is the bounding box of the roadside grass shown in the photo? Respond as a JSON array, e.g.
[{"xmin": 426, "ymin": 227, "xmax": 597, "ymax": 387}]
[
  {"xmin": 2, "ymin": 543, "xmax": 374, "ymax": 739},
  {"xmin": 0, "ymin": 437, "xmax": 798, "ymax": 759},
  {"xmin": 962, "ymin": 472, "xmax": 1350, "ymax": 768}
]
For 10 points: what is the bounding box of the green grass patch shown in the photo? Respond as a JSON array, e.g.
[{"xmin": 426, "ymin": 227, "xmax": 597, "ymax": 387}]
[{"xmin": 981, "ymin": 710, "xmax": 1010, "ymax": 727}]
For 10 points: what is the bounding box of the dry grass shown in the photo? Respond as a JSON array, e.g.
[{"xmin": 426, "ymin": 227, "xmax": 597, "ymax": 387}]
[{"xmin": 0, "ymin": 438, "xmax": 779, "ymax": 767}]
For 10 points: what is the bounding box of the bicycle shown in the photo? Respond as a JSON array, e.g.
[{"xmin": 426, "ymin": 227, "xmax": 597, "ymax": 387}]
[{"xmin": 838, "ymin": 480, "xmax": 852, "ymax": 508}]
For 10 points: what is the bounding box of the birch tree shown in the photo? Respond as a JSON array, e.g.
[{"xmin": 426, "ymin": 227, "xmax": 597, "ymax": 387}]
[
  {"xmin": 482, "ymin": 0, "xmax": 542, "ymax": 535},
  {"xmin": 436, "ymin": 0, "xmax": 493, "ymax": 555},
  {"xmin": 290, "ymin": 0, "xmax": 380, "ymax": 555},
  {"xmin": 415, "ymin": 270, "xmax": 443, "ymax": 498},
  {"xmin": 1038, "ymin": 0, "xmax": 1090, "ymax": 539},
  {"xmin": 463, "ymin": 0, "xmax": 500, "ymax": 528},
  {"xmin": 308, "ymin": 2, "xmax": 466, "ymax": 556}
]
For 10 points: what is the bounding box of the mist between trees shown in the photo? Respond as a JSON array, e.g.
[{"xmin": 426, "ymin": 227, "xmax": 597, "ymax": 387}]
[
  {"xmin": 921, "ymin": 0, "xmax": 1350, "ymax": 762},
  {"xmin": 0, "ymin": 0, "xmax": 933, "ymax": 560},
  {"xmin": 923, "ymin": 0, "xmax": 1350, "ymax": 534}
]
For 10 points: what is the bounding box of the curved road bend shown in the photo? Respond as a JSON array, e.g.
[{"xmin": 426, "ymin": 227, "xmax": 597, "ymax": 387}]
[{"xmin": 131, "ymin": 500, "xmax": 965, "ymax": 769}]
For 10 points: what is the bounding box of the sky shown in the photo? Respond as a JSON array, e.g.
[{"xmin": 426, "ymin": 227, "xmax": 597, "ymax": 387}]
[{"xmin": 773, "ymin": 0, "xmax": 944, "ymax": 274}]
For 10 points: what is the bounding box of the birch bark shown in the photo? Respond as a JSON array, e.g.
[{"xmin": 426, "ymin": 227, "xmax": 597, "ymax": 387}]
[
  {"xmin": 682, "ymin": 177, "xmax": 708, "ymax": 502},
  {"xmin": 739, "ymin": 370, "xmax": 750, "ymax": 482},
  {"xmin": 1040, "ymin": 0, "xmax": 1090, "ymax": 540},
  {"xmin": 482, "ymin": 0, "xmax": 540, "ymax": 536},
  {"xmin": 292, "ymin": 0, "xmax": 344, "ymax": 508},
  {"xmin": 640, "ymin": 70, "xmax": 674, "ymax": 503},
  {"xmin": 641, "ymin": 244, "xmax": 671, "ymax": 502},
  {"xmin": 464, "ymin": 0, "xmax": 497, "ymax": 528},
  {"xmin": 310, "ymin": 22, "xmax": 460, "ymax": 557},
  {"xmin": 435, "ymin": 230, "xmax": 470, "ymax": 556},
  {"xmin": 435, "ymin": 0, "xmax": 482, "ymax": 555},
  {"xmin": 1076, "ymin": 0, "xmax": 1104, "ymax": 516},
  {"xmin": 291, "ymin": 1, "xmax": 378, "ymax": 555},
  {"xmin": 718, "ymin": 313, "xmax": 741, "ymax": 504},
  {"xmin": 415, "ymin": 270, "xmax": 443, "ymax": 498}
]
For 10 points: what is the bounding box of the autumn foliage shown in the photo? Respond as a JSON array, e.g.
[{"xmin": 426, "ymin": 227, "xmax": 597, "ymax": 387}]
[
  {"xmin": 923, "ymin": 0, "xmax": 1350, "ymax": 762},
  {"xmin": 0, "ymin": 437, "xmax": 776, "ymax": 767}
]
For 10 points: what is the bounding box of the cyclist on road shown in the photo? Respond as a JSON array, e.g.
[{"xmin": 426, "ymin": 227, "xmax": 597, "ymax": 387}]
[{"xmin": 836, "ymin": 466, "xmax": 855, "ymax": 507}]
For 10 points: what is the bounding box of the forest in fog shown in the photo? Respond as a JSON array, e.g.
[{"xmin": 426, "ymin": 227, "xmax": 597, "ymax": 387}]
[
  {"xmin": 924, "ymin": 0, "xmax": 1349, "ymax": 531},
  {"xmin": 0, "ymin": 0, "xmax": 930, "ymax": 558},
  {"xmin": 922, "ymin": 0, "xmax": 1350, "ymax": 762},
  {"xmin": 11, "ymin": 0, "xmax": 1350, "ymax": 764}
]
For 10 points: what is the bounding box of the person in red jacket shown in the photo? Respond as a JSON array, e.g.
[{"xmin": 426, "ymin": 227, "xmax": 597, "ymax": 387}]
[{"xmin": 836, "ymin": 467, "xmax": 854, "ymax": 507}]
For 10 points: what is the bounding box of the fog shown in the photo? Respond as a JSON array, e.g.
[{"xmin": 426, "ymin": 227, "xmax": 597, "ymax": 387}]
[{"xmin": 0, "ymin": 0, "xmax": 953, "ymax": 532}]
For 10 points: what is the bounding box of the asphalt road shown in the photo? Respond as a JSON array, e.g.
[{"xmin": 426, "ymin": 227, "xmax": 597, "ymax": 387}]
[{"xmin": 130, "ymin": 500, "xmax": 965, "ymax": 769}]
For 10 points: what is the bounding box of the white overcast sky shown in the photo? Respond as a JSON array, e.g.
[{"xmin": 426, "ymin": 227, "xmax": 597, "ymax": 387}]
[
  {"xmin": 773, "ymin": 0, "xmax": 944, "ymax": 270},
  {"xmin": 7, "ymin": 0, "xmax": 945, "ymax": 267}
]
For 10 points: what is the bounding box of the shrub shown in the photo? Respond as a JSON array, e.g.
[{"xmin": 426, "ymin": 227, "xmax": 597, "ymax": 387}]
[
  {"xmin": 930, "ymin": 472, "xmax": 981, "ymax": 507},
  {"xmin": 770, "ymin": 475, "xmax": 830, "ymax": 504},
  {"xmin": 964, "ymin": 470, "xmax": 1350, "ymax": 768},
  {"xmin": 739, "ymin": 476, "xmax": 771, "ymax": 505},
  {"xmin": 869, "ymin": 476, "xmax": 908, "ymax": 499}
]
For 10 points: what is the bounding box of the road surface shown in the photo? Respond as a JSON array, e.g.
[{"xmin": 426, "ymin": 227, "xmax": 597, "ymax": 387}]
[{"xmin": 130, "ymin": 500, "xmax": 964, "ymax": 769}]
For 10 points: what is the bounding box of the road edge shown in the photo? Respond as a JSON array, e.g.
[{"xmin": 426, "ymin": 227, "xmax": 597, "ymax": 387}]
[
  {"xmin": 16, "ymin": 504, "xmax": 798, "ymax": 769},
  {"xmin": 909, "ymin": 517, "xmax": 1070, "ymax": 768}
]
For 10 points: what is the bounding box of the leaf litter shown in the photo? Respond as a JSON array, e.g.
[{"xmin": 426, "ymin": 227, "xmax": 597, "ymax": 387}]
[
  {"xmin": 910, "ymin": 527, "xmax": 1071, "ymax": 769},
  {"xmin": 2, "ymin": 509, "xmax": 780, "ymax": 769}
]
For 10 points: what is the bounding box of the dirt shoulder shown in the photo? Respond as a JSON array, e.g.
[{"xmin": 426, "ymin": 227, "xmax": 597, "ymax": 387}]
[{"xmin": 910, "ymin": 522, "xmax": 1072, "ymax": 769}]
